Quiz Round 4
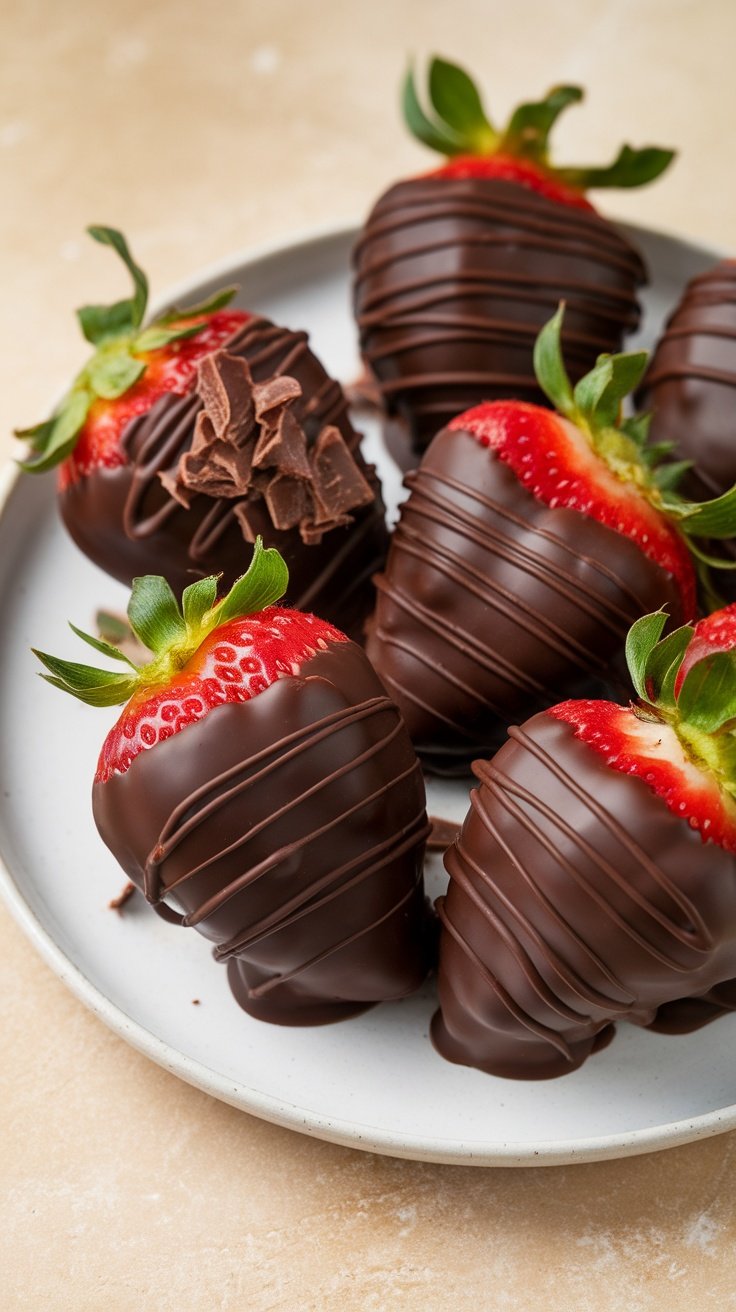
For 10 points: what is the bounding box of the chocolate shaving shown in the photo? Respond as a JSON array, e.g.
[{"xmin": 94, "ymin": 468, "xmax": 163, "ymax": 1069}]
[
  {"xmin": 160, "ymin": 350, "xmax": 375, "ymax": 544},
  {"xmin": 427, "ymin": 816, "xmax": 461, "ymax": 852},
  {"xmin": 109, "ymin": 881, "xmax": 137, "ymax": 912},
  {"xmin": 310, "ymin": 426, "xmax": 373, "ymax": 518},
  {"xmin": 344, "ymin": 367, "xmax": 384, "ymax": 413}
]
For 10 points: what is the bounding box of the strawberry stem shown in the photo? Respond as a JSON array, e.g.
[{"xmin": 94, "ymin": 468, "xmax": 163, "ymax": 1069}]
[
  {"xmin": 33, "ymin": 537, "xmax": 288, "ymax": 708},
  {"xmin": 16, "ymin": 225, "xmax": 238, "ymax": 474},
  {"xmin": 533, "ymin": 307, "xmax": 736, "ymax": 578},
  {"xmin": 626, "ymin": 609, "xmax": 736, "ymax": 798},
  {"xmin": 403, "ymin": 57, "xmax": 674, "ymax": 190}
]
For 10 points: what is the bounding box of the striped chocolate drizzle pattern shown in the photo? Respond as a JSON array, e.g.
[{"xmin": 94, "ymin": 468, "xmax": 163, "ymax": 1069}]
[
  {"xmin": 644, "ymin": 262, "xmax": 736, "ymax": 392},
  {"xmin": 439, "ymin": 724, "xmax": 712, "ymax": 1064},
  {"xmin": 371, "ymin": 462, "xmax": 658, "ymax": 740},
  {"xmin": 143, "ymin": 695, "xmax": 430, "ymax": 996},
  {"xmin": 353, "ymin": 177, "xmax": 645, "ymax": 440}
]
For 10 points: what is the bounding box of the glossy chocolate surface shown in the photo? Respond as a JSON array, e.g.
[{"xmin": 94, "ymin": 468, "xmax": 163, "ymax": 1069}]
[
  {"xmin": 61, "ymin": 318, "xmax": 389, "ymax": 640},
  {"xmin": 93, "ymin": 642, "xmax": 432, "ymax": 1025},
  {"xmin": 353, "ymin": 176, "xmax": 646, "ymax": 455},
  {"xmin": 641, "ymin": 260, "xmax": 736, "ymax": 499},
  {"xmin": 365, "ymin": 426, "xmax": 684, "ymax": 770},
  {"xmin": 433, "ymin": 713, "xmax": 736, "ymax": 1079}
]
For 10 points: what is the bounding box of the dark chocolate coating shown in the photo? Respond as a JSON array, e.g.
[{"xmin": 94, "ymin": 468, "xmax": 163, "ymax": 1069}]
[
  {"xmin": 93, "ymin": 641, "xmax": 432, "ymax": 1025},
  {"xmin": 353, "ymin": 176, "xmax": 646, "ymax": 456},
  {"xmin": 433, "ymin": 713, "xmax": 736, "ymax": 1079},
  {"xmin": 365, "ymin": 426, "xmax": 684, "ymax": 770},
  {"xmin": 60, "ymin": 318, "xmax": 389, "ymax": 641},
  {"xmin": 641, "ymin": 260, "xmax": 736, "ymax": 500}
]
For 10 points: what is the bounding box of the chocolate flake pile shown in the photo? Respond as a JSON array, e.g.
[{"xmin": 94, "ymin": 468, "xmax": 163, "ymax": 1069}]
[{"xmin": 161, "ymin": 351, "xmax": 374, "ymax": 546}]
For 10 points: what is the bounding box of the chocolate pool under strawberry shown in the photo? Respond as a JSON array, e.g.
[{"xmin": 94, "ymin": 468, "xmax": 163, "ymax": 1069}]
[
  {"xmin": 353, "ymin": 57, "xmax": 673, "ymax": 460},
  {"xmin": 20, "ymin": 227, "xmax": 388, "ymax": 641},
  {"xmin": 433, "ymin": 606, "xmax": 736, "ymax": 1079},
  {"xmin": 34, "ymin": 541, "xmax": 432, "ymax": 1024},
  {"xmin": 366, "ymin": 309, "xmax": 736, "ymax": 770}
]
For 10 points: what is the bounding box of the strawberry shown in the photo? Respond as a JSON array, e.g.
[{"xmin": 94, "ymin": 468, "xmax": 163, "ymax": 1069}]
[
  {"xmin": 19, "ymin": 226, "xmax": 244, "ymax": 482},
  {"xmin": 19, "ymin": 227, "xmax": 388, "ymax": 639},
  {"xmin": 433, "ymin": 607, "xmax": 736, "ymax": 1079},
  {"xmin": 366, "ymin": 308, "xmax": 736, "ymax": 770},
  {"xmin": 353, "ymin": 57, "xmax": 674, "ymax": 460},
  {"xmin": 34, "ymin": 540, "xmax": 431, "ymax": 1024},
  {"xmin": 639, "ymin": 259, "xmax": 736, "ymax": 502}
]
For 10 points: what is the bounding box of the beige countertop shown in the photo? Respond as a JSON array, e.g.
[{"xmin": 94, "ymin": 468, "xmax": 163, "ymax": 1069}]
[{"xmin": 3, "ymin": 1, "xmax": 736, "ymax": 1306}]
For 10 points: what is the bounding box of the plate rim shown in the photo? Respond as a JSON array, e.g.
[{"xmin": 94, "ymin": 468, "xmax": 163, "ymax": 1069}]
[{"xmin": 2, "ymin": 219, "xmax": 734, "ymax": 1168}]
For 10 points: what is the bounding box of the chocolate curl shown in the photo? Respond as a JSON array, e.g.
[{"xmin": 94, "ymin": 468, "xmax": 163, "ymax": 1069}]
[
  {"xmin": 160, "ymin": 351, "xmax": 258, "ymax": 506},
  {"xmin": 301, "ymin": 426, "xmax": 374, "ymax": 544}
]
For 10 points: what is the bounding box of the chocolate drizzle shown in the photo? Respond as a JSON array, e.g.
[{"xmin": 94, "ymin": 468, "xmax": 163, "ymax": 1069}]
[
  {"xmin": 60, "ymin": 317, "xmax": 389, "ymax": 640},
  {"xmin": 365, "ymin": 426, "xmax": 683, "ymax": 769},
  {"xmin": 92, "ymin": 642, "xmax": 432, "ymax": 1025},
  {"xmin": 432, "ymin": 713, "xmax": 736, "ymax": 1079},
  {"xmin": 353, "ymin": 176, "xmax": 646, "ymax": 456},
  {"xmin": 640, "ymin": 260, "xmax": 736, "ymax": 500}
]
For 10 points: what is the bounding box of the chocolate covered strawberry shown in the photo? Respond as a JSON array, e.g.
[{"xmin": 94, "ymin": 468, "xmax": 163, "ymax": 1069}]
[
  {"xmin": 433, "ymin": 606, "xmax": 736, "ymax": 1079},
  {"xmin": 366, "ymin": 308, "xmax": 736, "ymax": 770},
  {"xmin": 639, "ymin": 260, "xmax": 736, "ymax": 501},
  {"xmin": 34, "ymin": 540, "xmax": 431, "ymax": 1024},
  {"xmin": 353, "ymin": 56, "xmax": 674, "ymax": 460},
  {"xmin": 19, "ymin": 226, "xmax": 388, "ymax": 640}
]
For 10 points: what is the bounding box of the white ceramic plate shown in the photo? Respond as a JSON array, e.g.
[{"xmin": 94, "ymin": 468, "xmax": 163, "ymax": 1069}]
[{"xmin": 1, "ymin": 222, "xmax": 731, "ymax": 1169}]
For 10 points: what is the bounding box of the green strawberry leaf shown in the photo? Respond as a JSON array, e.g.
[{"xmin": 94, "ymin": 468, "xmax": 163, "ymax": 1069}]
[
  {"xmin": 210, "ymin": 537, "xmax": 289, "ymax": 627},
  {"xmin": 87, "ymin": 350, "xmax": 146, "ymax": 400},
  {"xmin": 573, "ymin": 350, "xmax": 648, "ymax": 431},
  {"xmin": 532, "ymin": 305, "xmax": 576, "ymax": 418},
  {"xmin": 14, "ymin": 417, "xmax": 56, "ymax": 453},
  {"xmin": 502, "ymin": 85, "xmax": 583, "ymax": 162},
  {"xmin": 33, "ymin": 648, "xmax": 138, "ymax": 707},
  {"xmin": 677, "ymin": 651, "xmax": 736, "ymax": 734},
  {"xmin": 20, "ymin": 390, "xmax": 92, "ymax": 473},
  {"xmin": 127, "ymin": 576, "xmax": 187, "ymax": 654},
  {"xmin": 683, "ymin": 538, "xmax": 736, "ymax": 571},
  {"xmin": 625, "ymin": 610, "xmax": 669, "ymax": 699},
  {"xmin": 427, "ymin": 57, "xmax": 496, "ymax": 150},
  {"xmin": 86, "ymin": 225, "xmax": 148, "ymax": 329},
  {"xmin": 68, "ymin": 623, "xmax": 138, "ymax": 669},
  {"xmin": 643, "ymin": 624, "xmax": 693, "ymax": 709},
  {"xmin": 642, "ymin": 441, "xmax": 676, "ymax": 468},
  {"xmin": 651, "ymin": 458, "xmax": 692, "ymax": 490},
  {"xmin": 182, "ymin": 576, "xmax": 219, "ymax": 632},
  {"xmin": 620, "ymin": 412, "xmax": 653, "ymax": 449},
  {"xmin": 402, "ymin": 63, "xmax": 467, "ymax": 156},
  {"xmin": 38, "ymin": 672, "xmax": 139, "ymax": 708},
  {"xmin": 77, "ymin": 298, "xmax": 140, "ymax": 346},
  {"xmin": 156, "ymin": 287, "xmax": 238, "ymax": 324},
  {"xmin": 672, "ymin": 483, "xmax": 736, "ymax": 539},
  {"xmin": 133, "ymin": 321, "xmax": 207, "ymax": 354},
  {"xmin": 558, "ymin": 144, "xmax": 675, "ymax": 191}
]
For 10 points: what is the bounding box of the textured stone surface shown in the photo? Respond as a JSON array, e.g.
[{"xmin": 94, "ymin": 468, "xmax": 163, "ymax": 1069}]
[{"xmin": 2, "ymin": 0, "xmax": 736, "ymax": 1306}]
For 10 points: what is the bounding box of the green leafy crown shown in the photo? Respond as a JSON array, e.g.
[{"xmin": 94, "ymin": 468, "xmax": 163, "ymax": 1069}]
[
  {"xmin": 33, "ymin": 538, "xmax": 288, "ymax": 708},
  {"xmin": 403, "ymin": 56, "xmax": 674, "ymax": 190},
  {"xmin": 533, "ymin": 306, "xmax": 736, "ymax": 578},
  {"xmin": 626, "ymin": 611, "xmax": 736, "ymax": 797},
  {"xmin": 17, "ymin": 226, "xmax": 237, "ymax": 473}
]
